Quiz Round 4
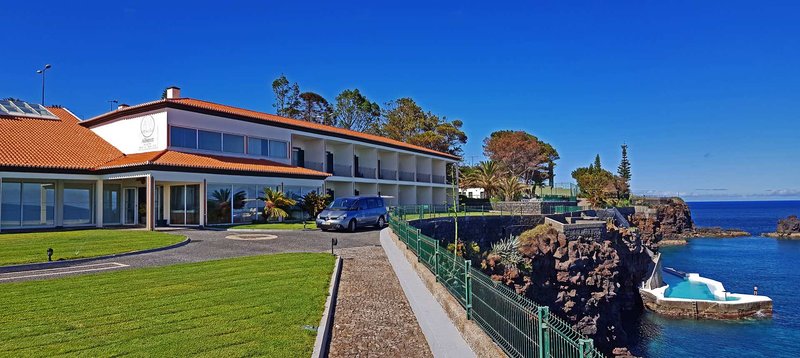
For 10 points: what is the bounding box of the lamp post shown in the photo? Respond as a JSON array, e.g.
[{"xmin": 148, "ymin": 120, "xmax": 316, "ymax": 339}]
[
  {"xmin": 36, "ymin": 64, "xmax": 52, "ymax": 105},
  {"xmin": 108, "ymin": 99, "xmax": 119, "ymax": 110}
]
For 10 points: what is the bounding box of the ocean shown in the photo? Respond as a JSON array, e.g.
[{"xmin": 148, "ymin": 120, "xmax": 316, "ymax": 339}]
[{"xmin": 629, "ymin": 200, "xmax": 800, "ymax": 357}]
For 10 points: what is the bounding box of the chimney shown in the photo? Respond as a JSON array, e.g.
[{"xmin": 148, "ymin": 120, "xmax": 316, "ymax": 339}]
[
  {"xmin": 166, "ymin": 86, "xmax": 181, "ymax": 99},
  {"xmin": 118, "ymin": 103, "xmax": 129, "ymax": 110}
]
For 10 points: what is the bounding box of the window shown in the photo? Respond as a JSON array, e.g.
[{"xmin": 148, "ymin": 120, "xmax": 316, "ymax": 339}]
[
  {"xmin": 103, "ymin": 184, "xmax": 122, "ymax": 224},
  {"xmin": 223, "ymin": 133, "xmax": 245, "ymax": 153},
  {"xmin": 63, "ymin": 183, "xmax": 94, "ymax": 226},
  {"xmin": 1, "ymin": 181, "xmax": 56, "ymax": 228},
  {"xmin": 1, "ymin": 182, "xmax": 22, "ymax": 227},
  {"xmin": 198, "ymin": 130, "xmax": 222, "ymax": 151},
  {"xmin": 247, "ymin": 138, "xmax": 269, "ymax": 156},
  {"xmin": 170, "ymin": 126, "xmax": 197, "ymax": 148},
  {"xmin": 269, "ymin": 140, "xmax": 288, "ymax": 158}
]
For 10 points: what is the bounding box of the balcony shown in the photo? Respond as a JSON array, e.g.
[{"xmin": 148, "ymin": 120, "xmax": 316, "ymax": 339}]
[
  {"xmin": 432, "ymin": 174, "xmax": 446, "ymax": 184},
  {"xmin": 379, "ymin": 169, "xmax": 397, "ymax": 180},
  {"xmin": 330, "ymin": 164, "xmax": 352, "ymax": 177},
  {"xmin": 300, "ymin": 161, "xmax": 324, "ymax": 172},
  {"xmin": 416, "ymin": 173, "xmax": 431, "ymax": 183},
  {"xmin": 399, "ymin": 171, "xmax": 415, "ymax": 182},
  {"xmin": 356, "ymin": 166, "xmax": 377, "ymax": 179}
]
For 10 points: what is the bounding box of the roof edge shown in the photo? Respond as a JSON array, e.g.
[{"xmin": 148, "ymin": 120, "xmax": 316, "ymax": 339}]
[{"xmin": 80, "ymin": 99, "xmax": 460, "ymax": 161}]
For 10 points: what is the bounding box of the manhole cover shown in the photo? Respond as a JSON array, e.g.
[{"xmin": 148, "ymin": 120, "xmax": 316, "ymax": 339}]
[{"xmin": 226, "ymin": 234, "xmax": 278, "ymax": 241}]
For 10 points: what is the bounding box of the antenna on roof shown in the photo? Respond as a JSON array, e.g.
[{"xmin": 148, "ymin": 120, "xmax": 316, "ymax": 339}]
[{"xmin": 108, "ymin": 100, "xmax": 119, "ymax": 111}]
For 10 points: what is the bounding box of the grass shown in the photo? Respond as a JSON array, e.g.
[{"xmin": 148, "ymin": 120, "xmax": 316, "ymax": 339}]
[
  {"xmin": 0, "ymin": 253, "xmax": 335, "ymax": 357},
  {"xmin": 230, "ymin": 221, "xmax": 317, "ymax": 230},
  {"xmin": 0, "ymin": 230, "xmax": 186, "ymax": 266}
]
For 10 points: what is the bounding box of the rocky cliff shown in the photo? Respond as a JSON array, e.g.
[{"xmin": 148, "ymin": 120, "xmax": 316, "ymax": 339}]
[
  {"xmin": 764, "ymin": 215, "xmax": 800, "ymax": 238},
  {"xmin": 481, "ymin": 222, "xmax": 649, "ymax": 357},
  {"xmin": 628, "ymin": 197, "xmax": 694, "ymax": 247}
]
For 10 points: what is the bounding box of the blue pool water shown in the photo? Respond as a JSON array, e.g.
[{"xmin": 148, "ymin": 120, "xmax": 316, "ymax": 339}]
[
  {"xmin": 629, "ymin": 200, "xmax": 800, "ymax": 358},
  {"xmin": 662, "ymin": 273, "xmax": 738, "ymax": 301}
]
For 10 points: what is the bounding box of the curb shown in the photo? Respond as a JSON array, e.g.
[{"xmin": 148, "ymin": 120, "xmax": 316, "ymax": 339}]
[
  {"xmin": 312, "ymin": 255, "xmax": 343, "ymax": 358},
  {"xmin": 0, "ymin": 237, "xmax": 191, "ymax": 274}
]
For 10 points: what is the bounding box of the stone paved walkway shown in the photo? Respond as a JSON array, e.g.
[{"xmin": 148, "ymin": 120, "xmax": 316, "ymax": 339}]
[{"xmin": 329, "ymin": 246, "xmax": 433, "ymax": 358}]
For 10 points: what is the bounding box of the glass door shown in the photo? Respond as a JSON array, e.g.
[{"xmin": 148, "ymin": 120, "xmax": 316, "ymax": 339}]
[
  {"xmin": 170, "ymin": 185, "xmax": 185, "ymax": 225},
  {"xmin": 169, "ymin": 184, "xmax": 200, "ymax": 226},
  {"xmin": 123, "ymin": 188, "xmax": 138, "ymax": 225}
]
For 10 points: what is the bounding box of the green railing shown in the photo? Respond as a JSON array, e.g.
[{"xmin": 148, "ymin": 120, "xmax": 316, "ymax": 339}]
[{"xmin": 389, "ymin": 207, "xmax": 605, "ymax": 358}]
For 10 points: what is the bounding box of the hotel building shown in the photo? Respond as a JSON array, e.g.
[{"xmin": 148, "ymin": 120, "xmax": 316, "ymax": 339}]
[{"xmin": 0, "ymin": 87, "xmax": 458, "ymax": 231}]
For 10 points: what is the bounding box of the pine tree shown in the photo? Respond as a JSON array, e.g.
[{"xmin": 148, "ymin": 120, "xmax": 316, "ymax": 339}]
[
  {"xmin": 618, "ymin": 144, "xmax": 631, "ymax": 182},
  {"xmin": 593, "ymin": 154, "xmax": 602, "ymax": 171}
]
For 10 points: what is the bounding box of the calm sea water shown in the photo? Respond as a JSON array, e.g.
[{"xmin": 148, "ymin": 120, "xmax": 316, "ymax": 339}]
[{"xmin": 628, "ymin": 200, "xmax": 800, "ymax": 357}]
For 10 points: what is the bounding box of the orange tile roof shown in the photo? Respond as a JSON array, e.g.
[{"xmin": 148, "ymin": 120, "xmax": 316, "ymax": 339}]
[
  {"xmin": 82, "ymin": 97, "xmax": 460, "ymax": 160},
  {"xmin": 0, "ymin": 107, "xmax": 125, "ymax": 171},
  {"xmin": 97, "ymin": 150, "xmax": 330, "ymax": 178}
]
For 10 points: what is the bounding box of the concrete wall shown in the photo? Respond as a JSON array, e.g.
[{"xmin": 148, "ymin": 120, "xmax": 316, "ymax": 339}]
[
  {"xmin": 640, "ymin": 289, "xmax": 773, "ymax": 319},
  {"xmin": 398, "ymin": 185, "xmax": 417, "ymax": 205},
  {"xmin": 354, "ymin": 182, "xmax": 378, "ymax": 197},
  {"xmin": 378, "ymin": 184, "xmax": 399, "ymax": 206}
]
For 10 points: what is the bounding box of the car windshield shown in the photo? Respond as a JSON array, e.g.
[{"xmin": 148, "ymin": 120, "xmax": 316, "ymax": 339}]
[{"xmin": 329, "ymin": 198, "xmax": 357, "ymax": 210}]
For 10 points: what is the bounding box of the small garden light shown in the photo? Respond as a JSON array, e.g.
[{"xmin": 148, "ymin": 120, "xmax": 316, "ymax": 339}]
[
  {"xmin": 331, "ymin": 237, "xmax": 338, "ymax": 255},
  {"xmin": 47, "ymin": 248, "xmax": 53, "ymax": 262}
]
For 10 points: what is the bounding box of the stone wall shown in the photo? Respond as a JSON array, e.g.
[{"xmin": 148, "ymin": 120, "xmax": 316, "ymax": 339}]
[{"xmin": 409, "ymin": 215, "xmax": 544, "ymax": 251}]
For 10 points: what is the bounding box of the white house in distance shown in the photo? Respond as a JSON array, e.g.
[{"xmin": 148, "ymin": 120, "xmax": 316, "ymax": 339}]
[{"xmin": 0, "ymin": 87, "xmax": 458, "ymax": 231}]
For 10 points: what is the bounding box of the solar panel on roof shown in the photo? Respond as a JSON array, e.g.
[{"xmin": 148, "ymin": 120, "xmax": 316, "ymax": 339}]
[{"xmin": 0, "ymin": 99, "xmax": 58, "ymax": 119}]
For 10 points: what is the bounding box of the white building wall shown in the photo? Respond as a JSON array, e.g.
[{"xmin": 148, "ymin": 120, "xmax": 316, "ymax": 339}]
[{"xmin": 90, "ymin": 111, "xmax": 168, "ymax": 154}]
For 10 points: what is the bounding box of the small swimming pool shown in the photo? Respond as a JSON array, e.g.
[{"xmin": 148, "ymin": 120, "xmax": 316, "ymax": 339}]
[{"xmin": 663, "ymin": 272, "xmax": 739, "ymax": 301}]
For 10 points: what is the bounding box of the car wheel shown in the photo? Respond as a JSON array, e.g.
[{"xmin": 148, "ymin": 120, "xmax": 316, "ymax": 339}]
[
  {"xmin": 348, "ymin": 219, "xmax": 357, "ymax": 232},
  {"xmin": 376, "ymin": 216, "xmax": 385, "ymax": 228}
]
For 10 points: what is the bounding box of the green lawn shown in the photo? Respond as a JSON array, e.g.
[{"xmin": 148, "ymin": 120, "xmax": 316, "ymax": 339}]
[
  {"xmin": 230, "ymin": 221, "xmax": 317, "ymax": 230},
  {"xmin": 0, "ymin": 230, "xmax": 185, "ymax": 266},
  {"xmin": 0, "ymin": 253, "xmax": 335, "ymax": 357}
]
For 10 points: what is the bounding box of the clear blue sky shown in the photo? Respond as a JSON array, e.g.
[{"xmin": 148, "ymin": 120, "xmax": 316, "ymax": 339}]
[{"xmin": 3, "ymin": 1, "xmax": 799, "ymax": 200}]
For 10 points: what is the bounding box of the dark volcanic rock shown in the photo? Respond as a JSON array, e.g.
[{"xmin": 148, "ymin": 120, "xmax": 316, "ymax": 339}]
[
  {"xmin": 482, "ymin": 223, "xmax": 651, "ymax": 355},
  {"xmin": 778, "ymin": 215, "xmax": 800, "ymax": 234},
  {"xmin": 765, "ymin": 215, "xmax": 800, "ymax": 238},
  {"xmin": 628, "ymin": 197, "xmax": 693, "ymax": 249}
]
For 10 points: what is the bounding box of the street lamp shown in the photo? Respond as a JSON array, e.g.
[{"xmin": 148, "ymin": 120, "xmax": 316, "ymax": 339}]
[
  {"xmin": 108, "ymin": 99, "xmax": 119, "ymax": 110},
  {"xmin": 36, "ymin": 64, "xmax": 52, "ymax": 105}
]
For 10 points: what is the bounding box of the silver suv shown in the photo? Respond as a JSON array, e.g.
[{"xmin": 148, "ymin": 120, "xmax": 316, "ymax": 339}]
[{"xmin": 316, "ymin": 196, "xmax": 388, "ymax": 232}]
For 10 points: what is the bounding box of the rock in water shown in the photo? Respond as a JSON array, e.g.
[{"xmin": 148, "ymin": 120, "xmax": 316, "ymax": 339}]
[{"xmin": 764, "ymin": 215, "xmax": 800, "ymax": 238}]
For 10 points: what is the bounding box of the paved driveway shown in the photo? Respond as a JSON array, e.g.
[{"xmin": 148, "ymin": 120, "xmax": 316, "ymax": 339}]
[{"xmin": 1, "ymin": 228, "xmax": 380, "ymax": 282}]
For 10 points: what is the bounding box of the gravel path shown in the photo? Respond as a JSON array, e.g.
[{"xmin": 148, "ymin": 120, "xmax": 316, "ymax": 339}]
[{"xmin": 329, "ymin": 246, "xmax": 433, "ymax": 358}]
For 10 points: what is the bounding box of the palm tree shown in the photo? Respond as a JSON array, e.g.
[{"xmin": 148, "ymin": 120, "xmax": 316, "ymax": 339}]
[
  {"xmin": 258, "ymin": 188, "xmax": 297, "ymax": 221},
  {"xmin": 468, "ymin": 161, "xmax": 503, "ymax": 199},
  {"xmin": 498, "ymin": 175, "xmax": 526, "ymax": 201}
]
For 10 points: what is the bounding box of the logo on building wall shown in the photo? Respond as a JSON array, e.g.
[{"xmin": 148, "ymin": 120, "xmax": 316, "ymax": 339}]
[{"xmin": 139, "ymin": 115, "xmax": 157, "ymax": 150}]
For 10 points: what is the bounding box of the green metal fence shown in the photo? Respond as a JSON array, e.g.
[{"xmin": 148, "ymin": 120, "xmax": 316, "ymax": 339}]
[{"xmin": 389, "ymin": 207, "xmax": 605, "ymax": 358}]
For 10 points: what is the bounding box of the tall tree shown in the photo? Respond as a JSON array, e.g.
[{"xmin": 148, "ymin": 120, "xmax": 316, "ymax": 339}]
[
  {"xmin": 616, "ymin": 144, "xmax": 632, "ymax": 199},
  {"xmin": 382, "ymin": 98, "xmax": 467, "ymax": 156},
  {"xmin": 483, "ymin": 130, "xmax": 545, "ymax": 178},
  {"xmin": 298, "ymin": 92, "xmax": 334, "ymax": 125},
  {"xmin": 333, "ymin": 89, "xmax": 382, "ymax": 134},
  {"xmin": 272, "ymin": 75, "xmax": 301, "ymax": 118},
  {"xmin": 483, "ymin": 130, "xmax": 558, "ymax": 195},
  {"xmin": 617, "ymin": 144, "xmax": 631, "ymax": 182},
  {"xmin": 593, "ymin": 154, "xmax": 602, "ymax": 171}
]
